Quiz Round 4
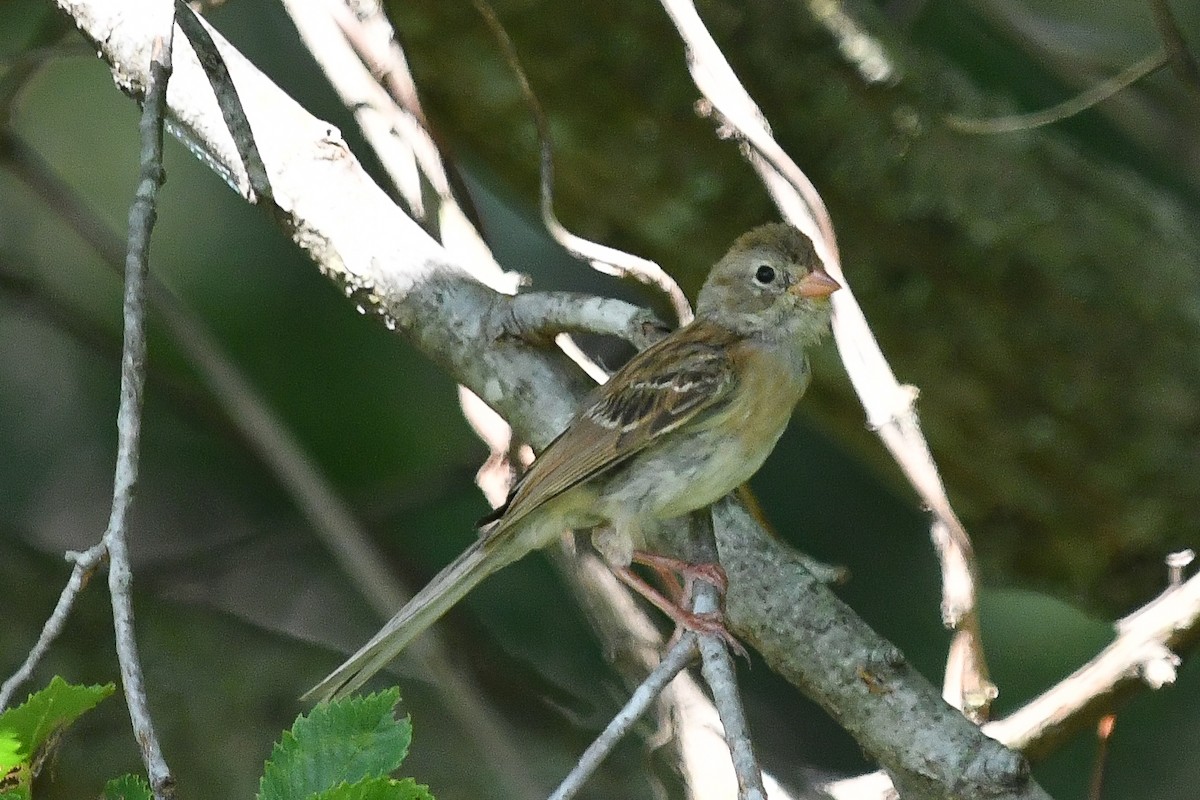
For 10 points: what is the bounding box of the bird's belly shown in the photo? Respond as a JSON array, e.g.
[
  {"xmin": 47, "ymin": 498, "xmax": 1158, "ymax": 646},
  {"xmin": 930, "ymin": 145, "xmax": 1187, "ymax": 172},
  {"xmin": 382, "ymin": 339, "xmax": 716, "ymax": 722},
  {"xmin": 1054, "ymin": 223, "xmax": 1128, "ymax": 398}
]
[
  {"xmin": 597, "ymin": 384, "xmax": 800, "ymax": 521},
  {"xmin": 605, "ymin": 441, "xmax": 754, "ymax": 519}
]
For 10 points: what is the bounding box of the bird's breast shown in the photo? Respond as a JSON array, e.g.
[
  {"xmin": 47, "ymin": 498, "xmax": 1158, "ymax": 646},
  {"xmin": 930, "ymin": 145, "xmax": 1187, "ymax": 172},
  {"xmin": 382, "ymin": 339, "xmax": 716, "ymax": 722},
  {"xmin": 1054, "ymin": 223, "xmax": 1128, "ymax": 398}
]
[{"xmin": 597, "ymin": 344, "xmax": 809, "ymax": 521}]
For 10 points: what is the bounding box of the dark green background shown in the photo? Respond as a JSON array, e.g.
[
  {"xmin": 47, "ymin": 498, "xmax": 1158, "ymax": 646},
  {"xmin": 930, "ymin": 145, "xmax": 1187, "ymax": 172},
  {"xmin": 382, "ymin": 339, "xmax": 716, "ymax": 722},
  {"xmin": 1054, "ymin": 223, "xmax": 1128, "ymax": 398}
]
[{"xmin": 2, "ymin": 0, "xmax": 1199, "ymax": 798}]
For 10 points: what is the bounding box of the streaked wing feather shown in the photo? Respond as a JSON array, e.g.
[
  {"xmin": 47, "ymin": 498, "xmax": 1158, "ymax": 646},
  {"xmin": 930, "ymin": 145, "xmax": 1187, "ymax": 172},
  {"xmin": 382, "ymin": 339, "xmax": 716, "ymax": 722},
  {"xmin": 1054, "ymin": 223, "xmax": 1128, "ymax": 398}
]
[{"xmin": 487, "ymin": 325, "xmax": 737, "ymax": 537}]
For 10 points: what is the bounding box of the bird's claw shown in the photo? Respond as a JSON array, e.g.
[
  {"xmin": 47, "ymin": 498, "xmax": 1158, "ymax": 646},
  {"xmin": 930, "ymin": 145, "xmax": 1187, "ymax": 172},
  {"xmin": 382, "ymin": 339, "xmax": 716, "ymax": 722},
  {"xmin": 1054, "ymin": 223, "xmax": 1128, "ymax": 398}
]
[{"xmin": 669, "ymin": 608, "xmax": 749, "ymax": 659}]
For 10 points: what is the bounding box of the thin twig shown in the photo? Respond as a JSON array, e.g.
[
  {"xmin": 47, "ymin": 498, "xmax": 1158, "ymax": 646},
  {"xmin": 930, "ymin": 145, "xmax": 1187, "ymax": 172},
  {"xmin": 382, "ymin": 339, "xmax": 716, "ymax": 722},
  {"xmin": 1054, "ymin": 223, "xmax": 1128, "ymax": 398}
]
[
  {"xmin": 804, "ymin": 0, "xmax": 896, "ymax": 85},
  {"xmin": 695, "ymin": 589, "xmax": 764, "ymax": 800},
  {"xmin": 502, "ymin": 292, "xmax": 668, "ymax": 350},
  {"xmin": 336, "ymin": 0, "xmax": 490, "ymax": 247},
  {"xmin": 0, "ymin": 130, "xmax": 408, "ymax": 620},
  {"xmin": 0, "ymin": 45, "xmax": 60, "ymax": 121},
  {"xmin": 1147, "ymin": 0, "xmax": 1200, "ymax": 88},
  {"xmin": 658, "ymin": 0, "xmax": 837, "ymax": 263},
  {"xmin": 548, "ymin": 634, "xmax": 699, "ymax": 800},
  {"xmin": 687, "ymin": 510, "xmax": 766, "ymax": 800},
  {"xmin": 1088, "ymin": 715, "xmax": 1116, "ymax": 800},
  {"xmin": 945, "ymin": 51, "xmax": 1169, "ymax": 135},
  {"xmin": 325, "ymin": 0, "xmax": 427, "ymax": 222},
  {"xmin": 106, "ymin": 24, "xmax": 175, "ymax": 800},
  {"xmin": 0, "ymin": 544, "xmax": 107, "ymax": 710},
  {"xmin": 948, "ymin": 0, "xmax": 1200, "ymax": 135},
  {"xmin": 173, "ymin": 0, "xmax": 271, "ymax": 202},
  {"xmin": 470, "ymin": 0, "xmax": 694, "ymax": 326},
  {"xmin": 826, "ymin": 562, "xmax": 1200, "ymax": 798},
  {"xmin": 343, "ymin": 0, "xmax": 429, "ymax": 128},
  {"xmin": 984, "ymin": 564, "xmax": 1200, "ymax": 758}
]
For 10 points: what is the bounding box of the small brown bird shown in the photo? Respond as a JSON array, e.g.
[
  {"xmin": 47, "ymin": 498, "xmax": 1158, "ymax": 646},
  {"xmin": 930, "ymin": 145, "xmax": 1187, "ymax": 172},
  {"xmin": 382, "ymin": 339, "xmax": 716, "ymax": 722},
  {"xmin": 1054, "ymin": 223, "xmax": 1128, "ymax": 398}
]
[{"xmin": 306, "ymin": 223, "xmax": 838, "ymax": 702}]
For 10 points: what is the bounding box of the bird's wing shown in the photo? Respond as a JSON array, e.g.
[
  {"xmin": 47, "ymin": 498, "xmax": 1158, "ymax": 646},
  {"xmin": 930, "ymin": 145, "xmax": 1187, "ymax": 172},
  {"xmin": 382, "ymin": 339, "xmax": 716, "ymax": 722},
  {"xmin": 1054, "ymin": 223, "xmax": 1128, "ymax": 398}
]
[{"xmin": 485, "ymin": 323, "xmax": 740, "ymax": 538}]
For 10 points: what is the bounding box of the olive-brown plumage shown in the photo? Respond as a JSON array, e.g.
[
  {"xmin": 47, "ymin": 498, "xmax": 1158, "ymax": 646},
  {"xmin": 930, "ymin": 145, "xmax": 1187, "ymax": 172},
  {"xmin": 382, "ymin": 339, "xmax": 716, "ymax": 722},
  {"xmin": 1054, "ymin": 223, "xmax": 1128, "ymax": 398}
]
[{"xmin": 306, "ymin": 223, "xmax": 838, "ymax": 702}]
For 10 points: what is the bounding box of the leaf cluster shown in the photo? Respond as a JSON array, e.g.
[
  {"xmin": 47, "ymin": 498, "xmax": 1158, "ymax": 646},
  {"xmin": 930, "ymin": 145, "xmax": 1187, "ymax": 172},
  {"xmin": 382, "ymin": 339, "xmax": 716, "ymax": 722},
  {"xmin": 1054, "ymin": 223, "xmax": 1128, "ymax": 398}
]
[{"xmin": 0, "ymin": 681, "xmax": 431, "ymax": 800}]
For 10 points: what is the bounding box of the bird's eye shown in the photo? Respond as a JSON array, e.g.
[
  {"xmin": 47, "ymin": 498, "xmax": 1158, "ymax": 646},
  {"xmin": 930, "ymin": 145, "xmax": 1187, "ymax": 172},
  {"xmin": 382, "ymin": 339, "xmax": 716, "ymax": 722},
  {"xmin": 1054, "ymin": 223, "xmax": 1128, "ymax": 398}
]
[{"xmin": 754, "ymin": 264, "xmax": 776, "ymax": 284}]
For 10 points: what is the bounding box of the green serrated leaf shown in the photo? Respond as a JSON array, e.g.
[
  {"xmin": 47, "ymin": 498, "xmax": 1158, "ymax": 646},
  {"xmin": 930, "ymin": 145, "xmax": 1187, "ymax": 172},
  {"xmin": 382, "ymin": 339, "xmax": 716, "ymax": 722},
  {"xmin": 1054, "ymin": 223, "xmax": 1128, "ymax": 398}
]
[
  {"xmin": 258, "ymin": 688, "xmax": 413, "ymax": 800},
  {"xmin": 0, "ymin": 763, "xmax": 30, "ymax": 800},
  {"xmin": 0, "ymin": 731, "xmax": 21, "ymax": 772},
  {"xmin": 388, "ymin": 777, "xmax": 433, "ymax": 800},
  {"xmin": 0, "ymin": 676, "xmax": 115, "ymax": 756},
  {"xmin": 0, "ymin": 728, "xmax": 27, "ymax": 800},
  {"xmin": 103, "ymin": 774, "xmax": 153, "ymax": 800},
  {"xmin": 309, "ymin": 776, "xmax": 434, "ymax": 800}
]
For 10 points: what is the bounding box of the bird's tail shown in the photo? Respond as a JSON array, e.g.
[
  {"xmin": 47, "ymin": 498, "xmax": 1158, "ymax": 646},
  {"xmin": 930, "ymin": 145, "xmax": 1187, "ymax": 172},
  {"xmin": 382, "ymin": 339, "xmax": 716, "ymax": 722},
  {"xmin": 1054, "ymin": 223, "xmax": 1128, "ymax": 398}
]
[{"xmin": 303, "ymin": 535, "xmax": 502, "ymax": 703}]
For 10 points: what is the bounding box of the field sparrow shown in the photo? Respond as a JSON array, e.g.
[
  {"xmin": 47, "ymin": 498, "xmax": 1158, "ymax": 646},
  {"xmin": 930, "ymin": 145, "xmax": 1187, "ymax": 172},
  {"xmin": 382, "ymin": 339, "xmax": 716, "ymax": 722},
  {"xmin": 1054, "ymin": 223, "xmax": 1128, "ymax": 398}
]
[{"xmin": 306, "ymin": 223, "xmax": 838, "ymax": 701}]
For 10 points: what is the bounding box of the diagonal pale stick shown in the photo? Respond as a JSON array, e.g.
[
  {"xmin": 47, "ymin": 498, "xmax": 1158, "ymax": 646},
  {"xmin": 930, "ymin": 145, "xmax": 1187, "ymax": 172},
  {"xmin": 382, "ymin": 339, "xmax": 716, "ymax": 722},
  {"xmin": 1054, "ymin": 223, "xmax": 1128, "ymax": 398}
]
[{"xmin": 658, "ymin": 0, "xmax": 996, "ymax": 720}]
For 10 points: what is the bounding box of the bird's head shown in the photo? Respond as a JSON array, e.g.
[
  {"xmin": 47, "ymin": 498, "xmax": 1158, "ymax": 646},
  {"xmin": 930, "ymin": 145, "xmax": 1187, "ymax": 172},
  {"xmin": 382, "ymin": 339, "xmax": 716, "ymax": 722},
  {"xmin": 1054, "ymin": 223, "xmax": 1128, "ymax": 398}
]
[{"xmin": 696, "ymin": 223, "xmax": 839, "ymax": 343}]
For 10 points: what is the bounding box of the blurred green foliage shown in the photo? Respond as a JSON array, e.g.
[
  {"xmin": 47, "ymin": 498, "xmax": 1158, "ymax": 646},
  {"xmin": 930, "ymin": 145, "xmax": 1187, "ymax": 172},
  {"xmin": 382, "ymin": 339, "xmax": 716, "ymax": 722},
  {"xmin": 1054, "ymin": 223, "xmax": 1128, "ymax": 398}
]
[{"xmin": 2, "ymin": 0, "xmax": 1199, "ymax": 799}]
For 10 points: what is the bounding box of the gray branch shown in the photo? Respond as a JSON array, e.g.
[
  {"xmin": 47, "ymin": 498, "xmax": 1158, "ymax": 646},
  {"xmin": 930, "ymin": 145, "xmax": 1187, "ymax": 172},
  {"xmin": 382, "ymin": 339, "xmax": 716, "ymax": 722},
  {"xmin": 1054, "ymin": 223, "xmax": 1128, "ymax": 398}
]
[
  {"xmin": 105, "ymin": 21, "xmax": 176, "ymax": 800},
  {"xmin": 0, "ymin": 543, "xmax": 107, "ymax": 710},
  {"xmin": 548, "ymin": 634, "xmax": 699, "ymax": 800}
]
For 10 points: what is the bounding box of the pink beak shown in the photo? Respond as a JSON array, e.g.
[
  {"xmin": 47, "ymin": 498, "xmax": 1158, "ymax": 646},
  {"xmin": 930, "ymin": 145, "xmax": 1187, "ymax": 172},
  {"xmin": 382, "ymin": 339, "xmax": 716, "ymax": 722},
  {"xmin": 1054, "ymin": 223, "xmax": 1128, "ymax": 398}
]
[{"xmin": 791, "ymin": 268, "xmax": 841, "ymax": 299}]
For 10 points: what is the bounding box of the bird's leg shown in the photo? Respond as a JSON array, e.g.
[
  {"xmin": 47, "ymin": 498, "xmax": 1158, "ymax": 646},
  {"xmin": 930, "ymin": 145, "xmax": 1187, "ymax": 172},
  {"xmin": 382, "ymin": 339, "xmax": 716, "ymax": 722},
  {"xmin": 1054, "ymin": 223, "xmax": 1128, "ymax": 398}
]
[
  {"xmin": 631, "ymin": 555, "xmax": 684, "ymax": 603},
  {"xmin": 632, "ymin": 550, "xmax": 728, "ymax": 597},
  {"xmin": 595, "ymin": 521, "xmax": 746, "ymax": 655},
  {"xmin": 615, "ymin": 561, "xmax": 747, "ymax": 658}
]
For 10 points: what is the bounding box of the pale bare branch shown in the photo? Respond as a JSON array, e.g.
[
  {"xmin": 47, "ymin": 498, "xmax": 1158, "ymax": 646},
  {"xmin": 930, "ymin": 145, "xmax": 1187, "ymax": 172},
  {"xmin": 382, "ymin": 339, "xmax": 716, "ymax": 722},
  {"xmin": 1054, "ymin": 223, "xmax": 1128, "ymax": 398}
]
[
  {"xmin": 106, "ymin": 16, "xmax": 177, "ymax": 798},
  {"xmin": 827, "ymin": 558, "xmax": 1200, "ymax": 798},
  {"xmin": 0, "ymin": 544, "xmax": 107, "ymax": 710}
]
